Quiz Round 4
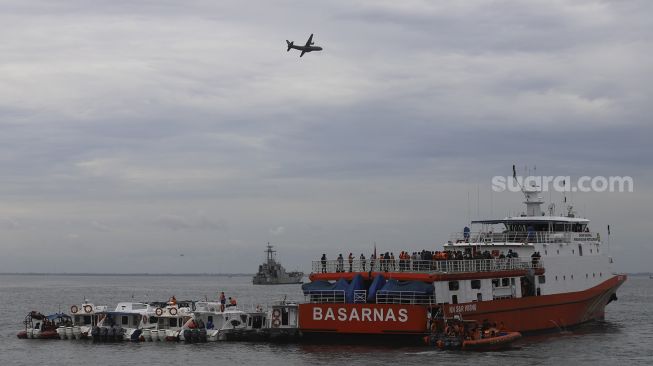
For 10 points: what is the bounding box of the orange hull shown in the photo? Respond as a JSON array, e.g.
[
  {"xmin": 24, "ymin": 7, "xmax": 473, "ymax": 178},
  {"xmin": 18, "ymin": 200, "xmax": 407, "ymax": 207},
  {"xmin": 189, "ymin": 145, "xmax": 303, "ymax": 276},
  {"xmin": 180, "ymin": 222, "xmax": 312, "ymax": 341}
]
[{"xmin": 299, "ymin": 275, "xmax": 626, "ymax": 335}]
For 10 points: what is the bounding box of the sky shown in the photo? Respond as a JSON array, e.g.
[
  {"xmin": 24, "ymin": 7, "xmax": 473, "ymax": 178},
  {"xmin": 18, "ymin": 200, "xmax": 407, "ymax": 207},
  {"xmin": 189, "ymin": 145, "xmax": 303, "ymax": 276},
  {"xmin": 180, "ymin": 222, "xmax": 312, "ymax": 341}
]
[{"xmin": 0, "ymin": 0, "xmax": 651, "ymax": 273}]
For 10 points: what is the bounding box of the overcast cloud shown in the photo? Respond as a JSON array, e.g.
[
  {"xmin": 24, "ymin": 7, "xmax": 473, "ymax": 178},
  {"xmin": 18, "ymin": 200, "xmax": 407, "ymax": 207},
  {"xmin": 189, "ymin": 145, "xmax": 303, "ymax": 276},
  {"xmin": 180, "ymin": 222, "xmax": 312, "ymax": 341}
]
[{"xmin": 0, "ymin": 0, "xmax": 651, "ymax": 273}]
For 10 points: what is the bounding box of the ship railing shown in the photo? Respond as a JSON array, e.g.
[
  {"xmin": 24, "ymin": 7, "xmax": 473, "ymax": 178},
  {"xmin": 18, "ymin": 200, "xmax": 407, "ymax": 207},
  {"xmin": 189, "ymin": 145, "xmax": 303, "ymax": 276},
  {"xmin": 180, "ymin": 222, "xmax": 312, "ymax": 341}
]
[
  {"xmin": 376, "ymin": 291, "xmax": 434, "ymax": 305},
  {"xmin": 450, "ymin": 231, "xmax": 573, "ymax": 244},
  {"xmin": 353, "ymin": 290, "xmax": 367, "ymax": 303},
  {"xmin": 311, "ymin": 258, "xmax": 541, "ymax": 274},
  {"xmin": 304, "ymin": 291, "xmax": 345, "ymax": 304}
]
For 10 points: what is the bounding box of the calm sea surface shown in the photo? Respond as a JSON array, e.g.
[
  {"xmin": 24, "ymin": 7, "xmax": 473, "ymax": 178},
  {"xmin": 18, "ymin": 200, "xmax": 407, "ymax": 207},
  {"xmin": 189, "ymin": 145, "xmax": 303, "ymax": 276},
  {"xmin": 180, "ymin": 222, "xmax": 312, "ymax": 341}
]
[{"xmin": 1, "ymin": 274, "xmax": 651, "ymax": 366}]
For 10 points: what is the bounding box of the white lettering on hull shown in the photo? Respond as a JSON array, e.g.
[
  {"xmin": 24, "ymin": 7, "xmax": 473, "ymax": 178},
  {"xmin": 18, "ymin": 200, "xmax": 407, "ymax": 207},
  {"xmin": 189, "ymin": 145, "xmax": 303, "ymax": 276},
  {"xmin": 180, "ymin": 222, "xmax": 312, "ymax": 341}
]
[
  {"xmin": 448, "ymin": 303, "xmax": 478, "ymax": 314},
  {"xmin": 312, "ymin": 307, "xmax": 410, "ymax": 323}
]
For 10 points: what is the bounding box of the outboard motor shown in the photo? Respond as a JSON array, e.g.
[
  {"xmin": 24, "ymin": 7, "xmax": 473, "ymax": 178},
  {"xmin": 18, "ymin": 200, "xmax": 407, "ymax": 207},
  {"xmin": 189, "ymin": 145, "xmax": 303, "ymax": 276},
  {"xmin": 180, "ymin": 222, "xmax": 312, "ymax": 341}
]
[
  {"xmin": 91, "ymin": 326, "xmax": 100, "ymax": 341},
  {"xmin": 183, "ymin": 329, "xmax": 193, "ymax": 343},
  {"xmin": 130, "ymin": 329, "xmax": 143, "ymax": 342}
]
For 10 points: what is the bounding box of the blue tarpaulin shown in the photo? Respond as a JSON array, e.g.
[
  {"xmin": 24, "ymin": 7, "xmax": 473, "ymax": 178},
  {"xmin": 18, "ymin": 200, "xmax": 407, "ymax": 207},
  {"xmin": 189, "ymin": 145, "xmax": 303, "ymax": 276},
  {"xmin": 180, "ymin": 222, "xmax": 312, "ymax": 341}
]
[
  {"xmin": 378, "ymin": 279, "xmax": 434, "ymax": 294},
  {"xmin": 366, "ymin": 274, "xmax": 386, "ymax": 302},
  {"xmin": 302, "ymin": 278, "xmax": 349, "ymax": 294},
  {"xmin": 345, "ymin": 274, "xmax": 365, "ymax": 303}
]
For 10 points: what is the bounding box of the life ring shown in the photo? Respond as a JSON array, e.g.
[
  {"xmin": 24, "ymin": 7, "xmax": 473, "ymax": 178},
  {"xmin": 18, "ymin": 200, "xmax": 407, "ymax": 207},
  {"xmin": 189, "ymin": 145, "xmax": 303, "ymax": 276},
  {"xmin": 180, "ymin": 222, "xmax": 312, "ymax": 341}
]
[
  {"xmin": 155, "ymin": 308, "xmax": 163, "ymax": 316},
  {"xmin": 272, "ymin": 319, "xmax": 281, "ymax": 328},
  {"xmin": 70, "ymin": 305, "xmax": 79, "ymax": 314},
  {"xmin": 272, "ymin": 309, "xmax": 281, "ymax": 319},
  {"xmin": 169, "ymin": 307, "xmax": 178, "ymax": 316},
  {"xmin": 84, "ymin": 305, "xmax": 93, "ymax": 313}
]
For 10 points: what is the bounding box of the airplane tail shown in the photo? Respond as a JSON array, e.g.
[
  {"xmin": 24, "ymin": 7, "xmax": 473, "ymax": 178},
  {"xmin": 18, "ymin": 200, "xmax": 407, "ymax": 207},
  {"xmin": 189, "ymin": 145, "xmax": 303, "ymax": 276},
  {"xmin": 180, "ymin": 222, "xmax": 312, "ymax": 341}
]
[{"xmin": 286, "ymin": 40, "xmax": 293, "ymax": 52}]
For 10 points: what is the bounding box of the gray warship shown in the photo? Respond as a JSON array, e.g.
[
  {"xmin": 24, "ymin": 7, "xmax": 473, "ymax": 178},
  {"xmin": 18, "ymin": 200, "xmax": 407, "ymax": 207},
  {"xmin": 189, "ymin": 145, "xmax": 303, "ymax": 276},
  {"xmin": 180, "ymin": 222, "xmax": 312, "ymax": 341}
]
[{"xmin": 252, "ymin": 243, "xmax": 304, "ymax": 285}]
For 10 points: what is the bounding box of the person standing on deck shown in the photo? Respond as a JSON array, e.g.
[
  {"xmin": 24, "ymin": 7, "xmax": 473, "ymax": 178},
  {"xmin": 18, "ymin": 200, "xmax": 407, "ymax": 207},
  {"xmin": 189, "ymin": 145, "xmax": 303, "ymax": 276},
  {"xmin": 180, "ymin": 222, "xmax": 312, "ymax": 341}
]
[
  {"xmin": 321, "ymin": 254, "xmax": 327, "ymax": 273},
  {"xmin": 219, "ymin": 292, "xmax": 226, "ymax": 312},
  {"xmin": 360, "ymin": 253, "xmax": 366, "ymax": 271},
  {"xmin": 348, "ymin": 253, "xmax": 354, "ymax": 272},
  {"xmin": 337, "ymin": 254, "xmax": 344, "ymax": 272}
]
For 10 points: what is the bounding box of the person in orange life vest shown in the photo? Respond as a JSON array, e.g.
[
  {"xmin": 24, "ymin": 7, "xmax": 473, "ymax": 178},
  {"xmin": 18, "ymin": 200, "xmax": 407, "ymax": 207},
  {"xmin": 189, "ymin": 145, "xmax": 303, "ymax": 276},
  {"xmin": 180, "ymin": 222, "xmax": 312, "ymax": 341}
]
[
  {"xmin": 227, "ymin": 297, "xmax": 237, "ymax": 307},
  {"xmin": 169, "ymin": 295, "xmax": 177, "ymax": 305}
]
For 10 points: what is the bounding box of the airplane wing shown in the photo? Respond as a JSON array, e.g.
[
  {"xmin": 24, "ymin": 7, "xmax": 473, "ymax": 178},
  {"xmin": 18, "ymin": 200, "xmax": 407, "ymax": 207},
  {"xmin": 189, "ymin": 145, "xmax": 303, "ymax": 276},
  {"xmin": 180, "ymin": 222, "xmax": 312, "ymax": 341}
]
[{"xmin": 304, "ymin": 34, "xmax": 314, "ymax": 47}]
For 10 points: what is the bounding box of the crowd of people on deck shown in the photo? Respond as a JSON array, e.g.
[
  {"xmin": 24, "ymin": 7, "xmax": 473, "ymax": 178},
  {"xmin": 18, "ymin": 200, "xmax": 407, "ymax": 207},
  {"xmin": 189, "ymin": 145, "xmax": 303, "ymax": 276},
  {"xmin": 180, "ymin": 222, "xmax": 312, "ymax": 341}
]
[{"xmin": 320, "ymin": 247, "xmax": 527, "ymax": 273}]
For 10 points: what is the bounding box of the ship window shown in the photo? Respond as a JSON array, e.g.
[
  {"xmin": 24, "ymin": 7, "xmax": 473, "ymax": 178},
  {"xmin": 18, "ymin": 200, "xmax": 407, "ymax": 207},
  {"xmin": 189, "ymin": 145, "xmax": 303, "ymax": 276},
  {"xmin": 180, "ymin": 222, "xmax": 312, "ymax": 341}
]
[
  {"xmin": 150, "ymin": 316, "xmax": 158, "ymax": 324},
  {"xmin": 170, "ymin": 318, "xmax": 178, "ymax": 327},
  {"xmin": 538, "ymin": 276, "xmax": 546, "ymax": 284},
  {"xmin": 571, "ymin": 275, "xmax": 574, "ymax": 280},
  {"xmin": 545, "ymin": 250, "xmax": 548, "ymax": 256},
  {"xmin": 471, "ymin": 280, "xmax": 481, "ymax": 289},
  {"xmin": 448, "ymin": 281, "xmax": 459, "ymax": 291},
  {"xmin": 477, "ymin": 293, "xmax": 482, "ymax": 301},
  {"xmin": 563, "ymin": 275, "xmax": 566, "ymax": 280},
  {"xmin": 593, "ymin": 273, "xmax": 596, "ymax": 277},
  {"xmin": 572, "ymin": 249, "xmax": 575, "ymax": 254},
  {"xmin": 452, "ymin": 295, "xmax": 458, "ymax": 304},
  {"xmin": 555, "ymin": 276, "xmax": 558, "ymax": 281},
  {"xmin": 590, "ymin": 249, "xmax": 593, "ymax": 254},
  {"xmin": 557, "ymin": 250, "xmax": 560, "ymax": 255},
  {"xmin": 600, "ymin": 273, "xmax": 602, "ymax": 277},
  {"xmin": 83, "ymin": 316, "xmax": 91, "ymax": 325},
  {"xmin": 501, "ymin": 278, "xmax": 509, "ymax": 287},
  {"xmin": 492, "ymin": 279, "xmax": 499, "ymax": 287},
  {"xmin": 121, "ymin": 316, "xmax": 129, "ymax": 325},
  {"xmin": 586, "ymin": 274, "xmax": 588, "ymax": 279},
  {"xmin": 208, "ymin": 316, "xmax": 213, "ymax": 322},
  {"xmin": 282, "ymin": 309, "xmax": 289, "ymax": 326}
]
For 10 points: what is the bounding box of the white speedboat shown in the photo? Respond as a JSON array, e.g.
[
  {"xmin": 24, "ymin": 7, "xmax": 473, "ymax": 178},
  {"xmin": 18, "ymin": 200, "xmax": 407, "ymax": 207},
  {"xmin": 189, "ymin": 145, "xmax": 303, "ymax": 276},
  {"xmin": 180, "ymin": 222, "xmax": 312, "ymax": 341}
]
[
  {"xmin": 57, "ymin": 301, "xmax": 108, "ymax": 340},
  {"xmin": 91, "ymin": 302, "xmax": 155, "ymax": 342},
  {"xmin": 146, "ymin": 303, "xmax": 193, "ymax": 342},
  {"xmin": 192, "ymin": 302, "xmax": 249, "ymax": 341}
]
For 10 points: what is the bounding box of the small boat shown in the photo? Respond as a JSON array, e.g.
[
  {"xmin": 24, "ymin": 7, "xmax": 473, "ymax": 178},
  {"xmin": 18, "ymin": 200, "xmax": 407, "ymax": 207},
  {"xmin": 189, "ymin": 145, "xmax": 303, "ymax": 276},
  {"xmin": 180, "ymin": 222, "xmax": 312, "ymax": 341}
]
[
  {"xmin": 17, "ymin": 311, "xmax": 71, "ymax": 339},
  {"xmin": 57, "ymin": 301, "xmax": 108, "ymax": 340},
  {"xmin": 191, "ymin": 301, "xmax": 249, "ymax": 341},
  {"xmin": 461, "ymin": 331, "xmax": 522, "ymax": 351},
  {"xmin": 424, "ymin": 318, "xmax": 521, "ymax": 351},
  {"xmin": 91, "ymin": 302, "xmax": 155, "ymax": 342}
]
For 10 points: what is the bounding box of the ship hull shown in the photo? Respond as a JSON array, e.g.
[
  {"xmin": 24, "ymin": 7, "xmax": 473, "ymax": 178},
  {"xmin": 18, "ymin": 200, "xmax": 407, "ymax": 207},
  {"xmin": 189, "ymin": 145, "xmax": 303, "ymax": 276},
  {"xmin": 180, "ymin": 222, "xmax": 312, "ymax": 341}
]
[{"xmin": 298, "ymin": 274, "xmax": 626, "ymax": 339}]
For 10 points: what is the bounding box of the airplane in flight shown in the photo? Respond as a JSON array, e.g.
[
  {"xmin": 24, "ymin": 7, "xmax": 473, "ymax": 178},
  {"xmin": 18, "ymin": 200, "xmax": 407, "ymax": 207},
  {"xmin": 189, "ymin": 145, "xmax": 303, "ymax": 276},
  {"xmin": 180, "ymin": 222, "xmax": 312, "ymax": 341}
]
[{"xmin": 286, "ymin": 34, "xmax": 323, "ymax": 57}]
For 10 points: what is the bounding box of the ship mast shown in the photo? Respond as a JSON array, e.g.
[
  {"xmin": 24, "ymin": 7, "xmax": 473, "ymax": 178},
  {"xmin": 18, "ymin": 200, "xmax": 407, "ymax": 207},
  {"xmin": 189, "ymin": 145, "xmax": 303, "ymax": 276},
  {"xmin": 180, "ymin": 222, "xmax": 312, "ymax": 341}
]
[{"xmin": 265, "ymin": 242, "xmax": 277, "ymax": 264}]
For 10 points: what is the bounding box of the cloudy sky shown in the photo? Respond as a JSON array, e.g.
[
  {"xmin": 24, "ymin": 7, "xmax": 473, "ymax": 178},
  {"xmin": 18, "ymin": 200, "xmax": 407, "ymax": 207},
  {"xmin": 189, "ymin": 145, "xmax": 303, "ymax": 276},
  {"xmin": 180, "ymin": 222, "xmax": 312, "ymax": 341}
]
[{"xmin": 0, "ymin": 0, "xmax": 651, "ymax": 273}]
